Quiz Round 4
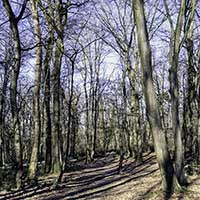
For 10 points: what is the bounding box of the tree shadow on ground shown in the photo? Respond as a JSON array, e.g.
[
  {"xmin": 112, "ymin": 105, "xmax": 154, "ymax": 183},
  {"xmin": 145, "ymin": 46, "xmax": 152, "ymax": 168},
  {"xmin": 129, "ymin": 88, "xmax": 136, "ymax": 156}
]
[
  {"xmin": 135, "ymin": 181, "xmax": 162, "ymax": 199},
  {"xmin": 0, "ymin": 153, "xmax": 159, "ymax": 200},
  {"xmin": 174, "ymin": 176, "xmax": 200, "ymax": 200}
]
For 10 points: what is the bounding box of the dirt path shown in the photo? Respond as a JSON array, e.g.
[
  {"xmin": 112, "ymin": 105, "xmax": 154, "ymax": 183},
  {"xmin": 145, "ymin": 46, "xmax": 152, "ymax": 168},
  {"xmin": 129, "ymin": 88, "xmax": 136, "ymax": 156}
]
[{"xmin": 0, "ymin": 153, "xmax": 200, "ymax": 200}]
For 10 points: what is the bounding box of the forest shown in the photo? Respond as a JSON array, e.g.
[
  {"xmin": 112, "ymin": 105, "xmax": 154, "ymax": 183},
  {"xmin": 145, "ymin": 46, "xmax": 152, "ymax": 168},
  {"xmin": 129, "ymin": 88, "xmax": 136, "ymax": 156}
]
[{"xmin": 0, "ymin": 0, "xmax": 200, "ymax": 199}]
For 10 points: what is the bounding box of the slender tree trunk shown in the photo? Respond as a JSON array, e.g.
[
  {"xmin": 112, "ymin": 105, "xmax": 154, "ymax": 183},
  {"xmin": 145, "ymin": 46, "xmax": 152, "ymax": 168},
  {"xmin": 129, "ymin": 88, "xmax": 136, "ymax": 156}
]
[
  {"xmin": 198, "ymin": 101, "xmax": 200, "ymax": 164},
  {"xmin": 126, "ymin": 57, "xmax": 135, "ymax": 158},
  {"xmin": 51, "ymin": 38, "xmax": 63, "ymax": 174},
  {"xmin": 71, "ymin": 98, "xmax": 79, "ymax": 158},
  {"xmin": 28, "ymin": 0, "xmax": 42, "ymax": 180},
  {"xmin": 2, "ymin": 0, "xmax": 28, "ymax": 188},
  {"xmin": 184, "ymin": 0, "xmax": 196, "ymax": 160},
  {"xmin": 169, "ymin": 58, "xmax": 186, "ymax": 185},
  {"xmin": 0, "ymin": 54, "xmax": 9, "ymax": 167},
  {"xmin": 93, "ymin": 63, "xmax": 100, "ymax": 157},
  {"xmin": 51, "ymin": 2, "xmax": 69, "ymax": 186},
  {"xmin": 168, "ymin": 0, "xmax": 191, "ymax": 185},
  {"xmin": 164, "ymin": 0, "xmax": 196, "ymax": 186},
  {"xmin": 44, "ymin": 35, "xmax": 53, "ymax": 173},
  {"xmin": 132, "ymin": 0, "xmax": 176, "ymax": 194},
  {"xmin": 93, "ymin": 95, "xmax": 99, "ymax": 157},
  {"xmin": 39, "ymin": 0, "xmax": 55, "ymax": 174},
  {"xmin": 126, "ymin": 50, "xmax": 142, "ymax": 161},
  {"xmin": 84, "ymin": 68, "xmax": 90, "ymax": 164},
  {"xmin": 118, "ymin": 69, "xmax": 127, "ymax": 173},
  {"xmin": 197, "ymin": 39, "xmax": 200, "ymax": 164},
  {"xmin": 66, "ymin": 58, "xmax": 75, "ymax": 159}
]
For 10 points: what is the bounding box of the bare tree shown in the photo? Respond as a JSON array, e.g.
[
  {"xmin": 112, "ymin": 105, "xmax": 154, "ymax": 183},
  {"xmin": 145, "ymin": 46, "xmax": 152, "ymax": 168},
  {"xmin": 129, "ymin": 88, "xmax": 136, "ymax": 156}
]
[
  {"xmin": 28, "ymin": 0, "xmax": 42, "ymax": 181},
  {"xmin": 164, "ymin": 0, "xmax": 196, "ymax": 185},
  {"xmin": 132, "ymin": 0, "xmax": 176, "ymax": 195},
  {"xmin": 2, "ymin": 0, "xmax": 28, "ymax": 189},
  {"xmin": 0, "ymin": 44, "xmax": 11, "ymax": 167}
]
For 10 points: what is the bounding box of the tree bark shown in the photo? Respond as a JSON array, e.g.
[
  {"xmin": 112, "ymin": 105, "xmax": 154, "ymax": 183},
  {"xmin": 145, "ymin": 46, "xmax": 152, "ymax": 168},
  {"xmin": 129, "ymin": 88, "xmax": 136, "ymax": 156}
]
[
  {"xmin": 51, "ymin": 0, "xmax": 68, "ymax": 176},
  {"xmin": 2, "ymin": 0, "xmax": 28, "ymax": 189},
  {"xmin": 51, "ymin": 38, "xmax": 63, "ymax": 174},
  {"xmin": 44, "ymin": 34, "xmax": 53, "ymax": 173},
  {"xmin": 165, "ymin": 0, "xmax": 189, "ymax": 185},
  {"xmin": 28, "ymin": 0, "xmax": 42, "ymax": 181},
  {"xmin": 39, "ymin": 0, "xmax": 55, "ymax": 174},
  {"xmin": 126, "ymin": 49, "xmax": 142, "ymax": 161},
  {"xmin": 198, "ymin": 99, "xmax": 200, "ymax": 164},
  {"xmin": 132, "ymin": 0, "xmax": 176, "ymax": 194},
  {"xmin": 118, "ymin": 69, "xmax": 128, "ymax": 173},
  {"xmin": 66, "ymin": 57, "xmax": 75, "ymax": 159},
  {"xmin": 0, "ymin": 51, "xmax": 9, "ymax": 167},
  {"xmin": 184, "ymin": 0, "xmax": 196, "ymax": 161}
]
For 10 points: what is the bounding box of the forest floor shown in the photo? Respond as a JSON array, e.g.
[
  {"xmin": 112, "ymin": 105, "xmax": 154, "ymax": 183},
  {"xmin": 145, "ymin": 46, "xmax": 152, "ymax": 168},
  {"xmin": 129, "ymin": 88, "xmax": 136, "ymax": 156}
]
[{"xmin": 0, "ymin": 152, "xmax": 200, "ymax": 200}]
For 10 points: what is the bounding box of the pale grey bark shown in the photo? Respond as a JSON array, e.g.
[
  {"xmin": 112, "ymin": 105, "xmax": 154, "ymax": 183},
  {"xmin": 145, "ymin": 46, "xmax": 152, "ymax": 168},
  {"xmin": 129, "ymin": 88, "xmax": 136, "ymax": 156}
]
[{"xmin": 28, "ymin": 0, "xmax": 42, "ymax": 180}]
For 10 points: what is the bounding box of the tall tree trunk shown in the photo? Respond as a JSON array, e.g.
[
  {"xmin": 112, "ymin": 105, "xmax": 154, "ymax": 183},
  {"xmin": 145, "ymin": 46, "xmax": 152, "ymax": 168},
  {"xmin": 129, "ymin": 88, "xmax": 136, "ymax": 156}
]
[
  {"xmin": 118, "ymin": 69, "xmax": 127, "ymax": 173},
  {"xmin": 166, "ymin": 0, "xmax": 192, "ymax": 185},
  {"xmin": 39, "ymin": 0, "xmax": 55, "ymax": 174},
  {"xmin": 198, "ymin": 99, "xmax": 200, "ymax": 164},
  {"xmin": 51, "ymin": 38, "xmax": 63, "ymax": 174},
  {"xmin": 0, "ymin": 53, "xmax": 9, "ymax": 167},
  {"xmin": 197, "ymin": 36, "xmax": 200, "ymax": 164},
  {"xmin": 184, "ymin": 0, "xmax": 196, "ymax": 161},
  {"xmin": 84, "ymin": 64, "xmax": 90, "ymax": 164},
  {"xmin": 2, "ymin": 0, "xmax": 28, "ymax": 189},
  {"xmin": 126, "ymin": 49, "xmax": 141, "ymax": 161},
  {"xmin": 93, "ymin": 54, "xmax": 100, "ymax": 157},
  {"xmin": 28, "ymin": 0, "xmax": 42, "ymax": 180},
  {"xmin": 169, "ymin": 57, "xmax": 186, "ymax": 185},
  {"xmin": 66, "ymin": 57, "xmax": 75, "ymax": 159},
  {"xmin": 51, "ymin": 0, "xmax": 68, "ymax": 178},
  {"xmin": 71, "ymin": 97, "xmax": 79, "ymax": 158},
  {"xmin": 93, "ymin": 88, "xmax": 99, "ymax": 158},
  {"xmin": 132, "ymin": 0, "xmax": 176, "ymax": 194},
  {"xmin": 44, "ymin": 34, "xmax": 53, "ymax": 173}
]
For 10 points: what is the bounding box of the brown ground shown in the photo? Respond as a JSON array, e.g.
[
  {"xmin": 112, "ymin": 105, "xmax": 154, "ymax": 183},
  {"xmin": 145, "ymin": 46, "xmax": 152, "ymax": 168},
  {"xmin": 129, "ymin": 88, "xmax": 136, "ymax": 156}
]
[{"xmin": 0, "ymin": 153, "xmax": 200, "ymax": 200}]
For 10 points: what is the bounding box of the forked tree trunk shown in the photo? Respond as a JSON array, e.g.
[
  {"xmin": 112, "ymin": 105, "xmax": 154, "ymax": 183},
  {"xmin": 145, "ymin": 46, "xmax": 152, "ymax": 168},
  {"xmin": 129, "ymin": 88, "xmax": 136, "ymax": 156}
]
[
  {"xmin": 165, "ymin": 0, "xmax": 195, "ymax": 185},
  {"xmin": 2, "ymin": 0, "xmax": 28, "ymax": 189}
]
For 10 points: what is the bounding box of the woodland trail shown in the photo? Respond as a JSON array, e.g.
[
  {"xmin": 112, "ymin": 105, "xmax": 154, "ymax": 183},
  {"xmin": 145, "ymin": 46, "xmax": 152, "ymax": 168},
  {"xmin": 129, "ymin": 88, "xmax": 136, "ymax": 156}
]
[{"xmin": 0, "ymin": 153, "xmax": 200, "ymax": 200}]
